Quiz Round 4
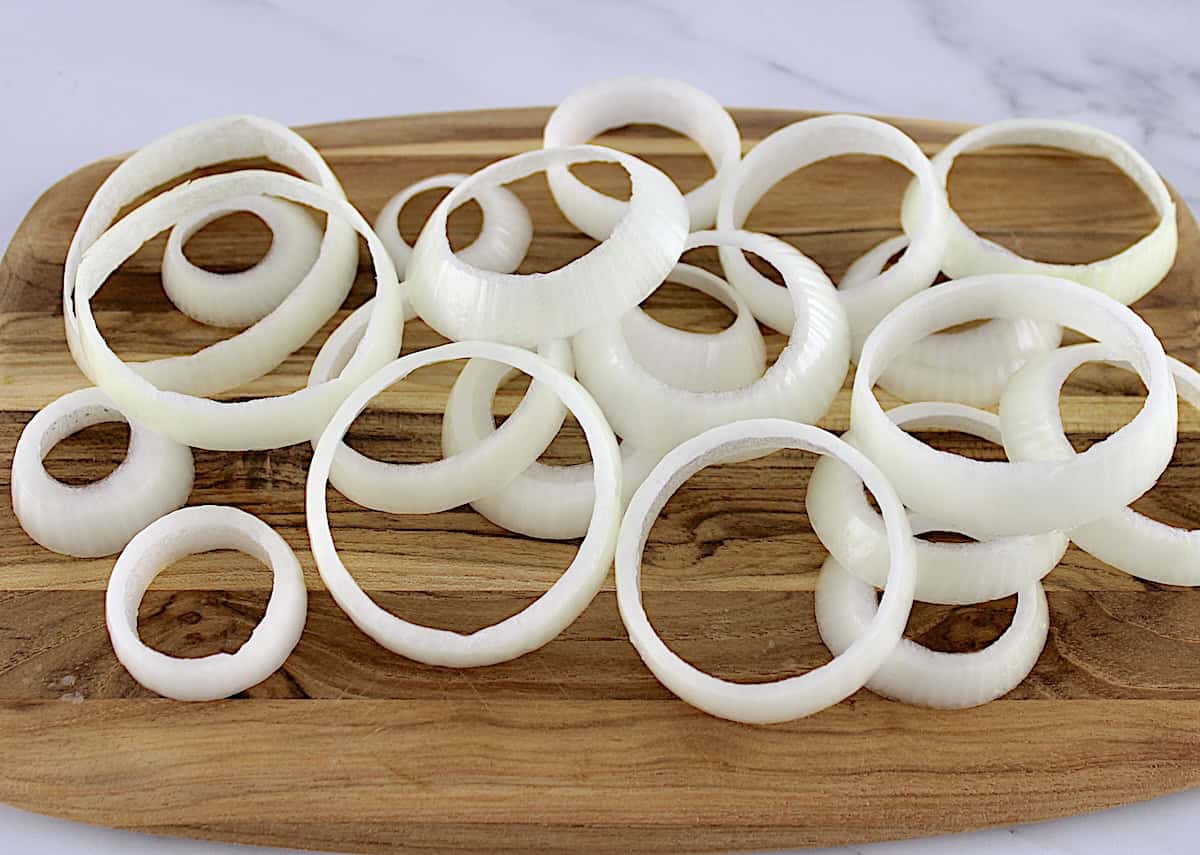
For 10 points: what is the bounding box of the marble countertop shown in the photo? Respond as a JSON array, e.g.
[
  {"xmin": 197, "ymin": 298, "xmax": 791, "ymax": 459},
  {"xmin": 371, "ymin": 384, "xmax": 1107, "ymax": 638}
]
[{"xmin": 2, "ymin": 1, "xmax": 1197, "ymax": 852}]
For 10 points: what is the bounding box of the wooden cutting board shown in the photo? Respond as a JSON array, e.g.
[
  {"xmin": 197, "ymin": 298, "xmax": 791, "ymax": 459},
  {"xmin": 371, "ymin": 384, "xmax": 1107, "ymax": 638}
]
[{"xmin": 1, "ymin": 107, "xmax": 1198, "ymax": 854}]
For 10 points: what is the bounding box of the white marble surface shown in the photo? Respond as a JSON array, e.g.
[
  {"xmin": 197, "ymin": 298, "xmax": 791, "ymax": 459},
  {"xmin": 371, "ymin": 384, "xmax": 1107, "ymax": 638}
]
[{"xmin": 1, "ymin": 0, "xmax": 1198, "ymax": 852}]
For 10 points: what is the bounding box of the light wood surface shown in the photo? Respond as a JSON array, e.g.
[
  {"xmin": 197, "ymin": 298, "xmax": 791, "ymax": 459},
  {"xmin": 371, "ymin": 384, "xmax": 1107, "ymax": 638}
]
[{"xmin": 0, "ymin": 107, "xmax": 1198, "ymax": 853}]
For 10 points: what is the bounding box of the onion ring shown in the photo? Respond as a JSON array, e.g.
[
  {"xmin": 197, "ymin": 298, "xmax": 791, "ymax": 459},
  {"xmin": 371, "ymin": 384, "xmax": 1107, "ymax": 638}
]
[
  {"xmin": 615, "ymin": 418, "xmax": 916, "ymax": 724},
  {"xmin": 405, "ymin": 145, "xmax": 688, "ymax": 347},
  {"xmin": 11, "ymin": 387, "xmax": 194, "ymax": 557},
  {"xmin": 307, "ymin": 341, "xmax": 621, "ymax": 667},
  {"xmin": 852, "ymin": 274, "xmax": 1176, "ymax": 537},
  {"xmin": 1001, "ymin": 342, "xmax": 1200, "ymax": 585},
  {"xmin": 807, "ymin": 401, "xmax": 1067, "ymax": 604},
  {"xmin": 106, "ymin": 505, "xmax": 307, "ymax": 701},
  {"xmin": 74, "ymin": 169, "xmax": 405, "ymax": 451},
  {"xmin": 543, "ymin": 75, "xmax": 741, "ymax": 237}
]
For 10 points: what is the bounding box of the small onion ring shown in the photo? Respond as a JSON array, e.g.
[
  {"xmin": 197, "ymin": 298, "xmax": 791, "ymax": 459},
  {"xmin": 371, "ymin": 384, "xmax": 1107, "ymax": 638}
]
[
  {"xmin": 851, "ymin": 273, "xmax": 1176, "ymax": 537},
  {"xmin": 807, "ymin": 401, "xmax": 1067, "ymax": 605},
  {"xmin": 573, "ymin": 230, "xmax": 849, "ymax": 448},
  {"xmin": 840, "ymin": 234, "xmax": 1062, "ymax": 405},
  {"xmin": 74, "ymin": 169, "xmax": 405, "ymax": 451},
  {"xmin": 1001, "ymin": 342, "xmax": 1200, "ymax": 585},
  {"xmin": 11, "ymin": 387, "xmax": 194, "ymax": 557},
  {"xmin": 306, "ymin": 300, "xmax": 571, "ymax": 515},
  {"xmin": 161, "ymin": 194, "xmax": 323, "ymax": 329},
  {"xmin": 900, "ymin": 118, "xmax": 1177, "ymax": 305},
  {"xmin": 815, "ymin": 556, "xmax": 1048, "ymax": 709},
  {"xmin": 717, "ymin": 114, "xmax": 947, "ymax": 355},
  {"xmin": 105, "ymin": 505, "xmax": 307, "ymax": 701},
  {"xmin": 543, "ymin": 75, "xmax": 741, "ymax": 237},
  {"xmin": 307, "ymin": 341, "xmax": 621, "ymax": 667},
  {"xmin": 615, "ymin": 418, "xmax": 916, "ymax": 724},
  {"xmin": 406, "ymin": 144, "xmax": 689, "ymax": 347}
]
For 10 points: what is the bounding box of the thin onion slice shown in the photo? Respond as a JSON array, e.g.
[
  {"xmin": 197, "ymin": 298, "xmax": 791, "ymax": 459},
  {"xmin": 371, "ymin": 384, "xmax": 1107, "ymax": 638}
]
[
  {"xmin": 543, "ymin": 75, "xmax": 741, "ymax": 236},
  {"xmin": 11, "ymin": 387, "xmax": 194, "ymax": 557},
  {"xmin": 406, "ymin": 144, "xmax": 688, "ymax": 347},
  {"xmin": 106, "ymin": 505, "xmax": 307, "ymax": 701},
  {"xmin": 615, "ymin": 418, "xmax": 916, "ymax": 724},
  {"xmin": 307, "ymin": 341, "xmax": 621, "ymax": 667},
  {"xmin": 816, "ymin": 557, "xmax": 1048, "ymax": 709},
  {"xmin": 807, "ymin": 401, "xmax": 1067, "ymax": 604},
  {"xmin": 74, "ymin": 170, "xmax": 404, "ymax": 451},
  {"xmin": 1001, "ymin": 342, "xmax": 1200, "ymax": 585},
  {"xmin": 852, "ymin": 274, "xmax": 1176, "ymax": 537}
]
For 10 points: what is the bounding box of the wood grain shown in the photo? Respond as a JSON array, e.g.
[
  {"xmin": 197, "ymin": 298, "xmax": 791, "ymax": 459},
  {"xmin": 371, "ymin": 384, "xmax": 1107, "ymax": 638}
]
[{"xmin": 0, "ymin": 106, "xmax": 1198, "ymax": 852}]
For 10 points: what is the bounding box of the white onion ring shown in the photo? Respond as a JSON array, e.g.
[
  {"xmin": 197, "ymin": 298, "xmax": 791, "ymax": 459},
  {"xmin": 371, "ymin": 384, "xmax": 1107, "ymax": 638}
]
[
  {"xmin": 106, "ymin": 505, "xmax": 307, "ymax": 701},
  {"xmin": 900, "ymin": 118, "xmax": 1177, "ymax": 305},
  {"xmin": 374, "ymin": 173, "xmax": 533, "ymax": 280},
  {"xmin": 11, "ymin": 387, "xmax": 194, "ymax": 557},
  {"xmin": 716, "ymin": 114, "xmax": 947, "ymax": 355},
  {"xmin": 64, "ymin": 114, "xmax": 359, "ymax": 396},
  {"xmin": 615, "ymin": 418, "xmax": 916, "ymax": 724},
  {"xmin": 74, "ymin": 169, "xmax": 405, "ymax": 451},
  {"xmin": 816, "ymin": 557, "xmax": 1048, "ymax": 709},
  {"xmin": 161, "ymin": 194, "xmax": 323, "ymax": 328},
  {"xmin": 307, "ymin": 341, "xmax": 621, "ymax": 667},
  {"xmin": 840, "ymin": 234, "xmax": 1063, "ymax": 405},
  {"xmin": 406, "ymin": 145, "xmax": 688, "ymax": 347},
  {"xmin": 1001, "ymin": 342, "xmax": 1200, "ymax": 585},
  {"xmin": 619, "ymin": 262, "xmax": 766, "ymax": 392},
  {"xmin": 807, "ymin": 401, "xmax": 1067, "ymax": 604},
  {"xmin": 573, "ymin": 230, "xmax": 849, "ymax": 448},
  {"xmin": 306, "ymin": 301, "xmax": 571, "ymax": 515},
  {"xmin": 543, "ymin": 75, "xmax": 741, "ymax": 237},
  {"xmin": 852, "ymin": 274, "xmax": 1176, "ymax": 537}
]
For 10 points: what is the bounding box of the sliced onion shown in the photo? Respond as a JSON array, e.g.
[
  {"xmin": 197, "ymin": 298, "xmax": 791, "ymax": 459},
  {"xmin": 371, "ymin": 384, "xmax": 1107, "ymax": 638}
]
[
  {"xmin": 841, "ymin": 234, "xmax": 1062, "ymax": 405},
  {"xmin": 852, "ymin": 274, "xmax": 1176, "ymax": 537},
  {"xmin": 161, "ymin": 194, "xmax": 323, "ymax": 329},
  {"xmin": 900, "ymin": 118, "xmax": 1177, "ymax": 305},
  {"xmin": 573, "ymin": 230, "xmax": 849, "ymax": 448},
  {"xmin": 543, "ymin": 75, "xmax": 741, "ymax": 237},
  {"xmin": 306, "ymin": 301, "xmax": 570, "ymax": 515},
  {"xmin": 816, "ymin": 557, "xmax": 1048, "ymax": 709},
  {"xmin": 65, "ymin": 114, "xmax": 359, "ymax": 395},
  {"xmin": 405, "ymin": 145, "xmax": 688, "ymax": 347},
  {"xmin": 1001, "ymin": 342, "xmax": 1200, "ymax": 585},
  {"xmin": 307, "ymin": 341, "xmax": 621, "ymax": 667},
  {"xmin": 717, "ymin": 114, "xmax": 947, "ymax": 355},
  {"xmin": 11, "ymin": 387, "xmax": 194, "ymax": 557},
  {"xmin": 807, "ymin": 401, "xmax": 1067, "ymax": 604},
  {"xmin": 106, "ymin": 505, "xmax": 307, "ymax": 701},
  {"xmin": 615, "ymin": 418, "xmax": 916, "ymax": 724},
  {"xmin": 74, "ymin": 169, "xmax": 405, "ymax": 451}
]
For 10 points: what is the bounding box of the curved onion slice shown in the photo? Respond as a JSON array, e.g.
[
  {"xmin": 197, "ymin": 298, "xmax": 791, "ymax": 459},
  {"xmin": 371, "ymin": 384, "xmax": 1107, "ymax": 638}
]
[
  {"xmin": 615, "ymin": 418, "xmax": 915, "ymax": 724},
  {"xmin": 11, "ymin": 387, "xmax": 194, "ymax": 557},
  {"xmin": 74, "ymin": 170, "xmax": 405, "ymax": 451},
  {"xmin": 573, "ymin": 230, "xmax": 849, "ymax": 448},
  {"xmin": 807, "ymin": 401, "xmax": 1067, "ymax": 604},
  {"xmin": 717, "ymin": 114, "xmax": 947, "ymax": 355},
  {"xmin": 161, "ymin": 194, "xmax": 323, "ymax": 328},
  {"xmin": 816, "ymin": 557, "xmax": 1048, "ymax": 709},
  {"xmin": 106, "ymin": 505, "xmax": 307, "ymax": 701},
  {"xmin": 374, "ymin": 173, "xmax": 533, "ymax": 280},
  {"xmin": 543, "ymin": 75, "xmax": 741, "ymax": 236},
  {"xmin": 1001, "ymin": 342, "xmax": 1200, "ymax": 585},
  {"xmin": 900, "ymin": 118, "xmax": 1177, "ymax": 305},
  {"xmin": 405, "ymin": 145, "xmax": 688, "ymax": 347},
  {"xmin": 306, "ymin": 301, "xmax": 570, "ymax": 515},
  {"xmin": 852, "ymin": 274, "xmax": 1175, "ymax": 537},
  {"xmin": 841, "ymin": 234, "xmax": 1062, "ymax": 405},
  {"xmin": 65, "ymin": 114, "xmax": 359, "ymax": 396},
  {"xmin": 307, "ymin": 341, "xmax": 621, "ymax": 667}
]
